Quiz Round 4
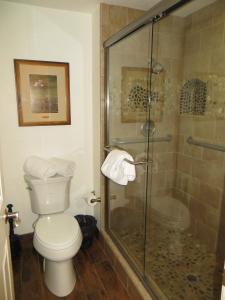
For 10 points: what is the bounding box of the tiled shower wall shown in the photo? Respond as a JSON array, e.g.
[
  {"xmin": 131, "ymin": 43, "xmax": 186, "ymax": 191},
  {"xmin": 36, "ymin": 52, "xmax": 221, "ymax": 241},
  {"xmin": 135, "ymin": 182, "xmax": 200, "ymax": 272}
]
[
  {"xmin": 122, "ymin": 15, "xmax": 186, "ymax": 230},
  {"xmin": 174, "ymin": 0, "xmax": 225, "ymax": 251},
  {"xmin": 101, "ymin": 0, "xmax": 225, "ymax": 253},
  {"xmin": 149, "ymin": 15, "xmax": 185, "ymax": 200},
  {"xmin": 100, "ymin": 4, "xmax": 145, "ymax": 221},
  {"xmin": 100, "ymin": 4, "xmax": 146, "ymax": 231}
]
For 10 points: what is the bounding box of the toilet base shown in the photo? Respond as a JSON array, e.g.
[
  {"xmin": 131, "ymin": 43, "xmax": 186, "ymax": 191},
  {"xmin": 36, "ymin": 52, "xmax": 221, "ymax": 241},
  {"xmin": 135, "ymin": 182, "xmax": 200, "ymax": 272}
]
[{"xmin": 44, "ymin": 258, "xmax": 76, "ymax": 297}]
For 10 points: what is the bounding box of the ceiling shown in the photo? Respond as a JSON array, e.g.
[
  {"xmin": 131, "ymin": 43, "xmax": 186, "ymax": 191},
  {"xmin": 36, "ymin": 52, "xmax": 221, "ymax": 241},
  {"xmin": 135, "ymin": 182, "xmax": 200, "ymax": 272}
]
[
  {"xmin": 2, "ymin": 0, "xmax": 218, "ymax": 16},
  {"xmin": 3, "ymin": 0, "xmax": 161, "ymax": 13}
]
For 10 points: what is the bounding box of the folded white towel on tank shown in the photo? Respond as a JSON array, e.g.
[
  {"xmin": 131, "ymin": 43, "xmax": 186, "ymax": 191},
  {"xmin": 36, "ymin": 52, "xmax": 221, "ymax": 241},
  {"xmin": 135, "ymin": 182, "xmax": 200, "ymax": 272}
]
[
  {"xmin": 23, "ymin": 156, "xmax": 56, "ymax": 179},
  {"xmin": 101, "ymin": 149, "xmax": 136, "ymax": 185},
  {"xmin": 49, "ymin": 157, "xmax": 76, "ymax": 177}
]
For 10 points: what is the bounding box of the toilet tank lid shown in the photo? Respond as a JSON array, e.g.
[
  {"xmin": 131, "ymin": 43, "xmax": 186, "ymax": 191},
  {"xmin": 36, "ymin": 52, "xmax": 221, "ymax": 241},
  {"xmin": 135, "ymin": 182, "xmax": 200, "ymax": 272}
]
[{"xmin": 24, "ymin": 174, "xmax": 71, "ymax": 185}]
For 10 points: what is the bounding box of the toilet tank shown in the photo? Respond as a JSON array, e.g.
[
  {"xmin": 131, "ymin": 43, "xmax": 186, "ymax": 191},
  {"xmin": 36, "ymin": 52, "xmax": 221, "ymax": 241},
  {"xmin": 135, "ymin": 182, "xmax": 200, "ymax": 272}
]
[{"xmin": 24, "ymin": 175, "xmax": 72, "ymax": 215}]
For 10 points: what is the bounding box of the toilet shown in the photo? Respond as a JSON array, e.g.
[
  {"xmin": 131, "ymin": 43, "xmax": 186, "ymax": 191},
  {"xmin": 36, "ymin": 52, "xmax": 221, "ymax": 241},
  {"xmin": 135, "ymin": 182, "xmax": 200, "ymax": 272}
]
[{"xmin": 25, "ymin": 174, "xmax": 82, "ymax": 297}]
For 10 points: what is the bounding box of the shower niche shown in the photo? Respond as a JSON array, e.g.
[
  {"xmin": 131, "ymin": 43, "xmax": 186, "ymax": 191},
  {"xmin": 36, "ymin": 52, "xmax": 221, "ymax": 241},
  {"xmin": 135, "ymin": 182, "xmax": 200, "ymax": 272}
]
[
  {"xmin": 104, "ymin": 0, "xmax": 225, "ymax": 299},
  {"xmin": 180, "ymin": 78, "xmax": 207, "ymax": 115},
  {"xmin": 121, "ymin": 64, "xmax": 165, "ymax": 123}
]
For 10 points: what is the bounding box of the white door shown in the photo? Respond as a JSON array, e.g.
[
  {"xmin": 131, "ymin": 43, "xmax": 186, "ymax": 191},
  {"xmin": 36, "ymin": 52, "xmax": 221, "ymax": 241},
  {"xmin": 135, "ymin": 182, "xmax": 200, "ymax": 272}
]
[
  {"xmin": 221, "ymin": 266, "xmax": 225, "ymax": 300},
  {"xmin": 0, "ymin": 166, "xmax": 15, "ymax": 300}
]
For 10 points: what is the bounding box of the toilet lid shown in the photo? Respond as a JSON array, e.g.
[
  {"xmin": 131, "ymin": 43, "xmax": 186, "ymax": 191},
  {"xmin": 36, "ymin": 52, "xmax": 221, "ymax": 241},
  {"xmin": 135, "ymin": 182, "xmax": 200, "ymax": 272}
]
[{"xmin": 35, "ymin": 214, "xmax": 80, "ymax": 250}]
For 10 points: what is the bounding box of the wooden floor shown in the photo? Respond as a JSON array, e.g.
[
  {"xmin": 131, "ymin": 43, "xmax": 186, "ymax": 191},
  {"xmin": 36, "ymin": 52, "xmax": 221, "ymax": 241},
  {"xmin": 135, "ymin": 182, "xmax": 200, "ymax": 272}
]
[{"xmin": 12, "ymin": 234, "xmax": 137, "ymax": 300}]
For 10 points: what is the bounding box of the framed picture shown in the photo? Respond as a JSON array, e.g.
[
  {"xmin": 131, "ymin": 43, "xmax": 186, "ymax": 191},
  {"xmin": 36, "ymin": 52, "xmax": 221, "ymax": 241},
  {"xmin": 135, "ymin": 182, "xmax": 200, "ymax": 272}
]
[
  {"xmin": 14, "ymin": 59, "xmax": 71, "ymax": 126},
  {"xmin": 121, "ymin": 67, "xmax": 165, "ymax": 123}
]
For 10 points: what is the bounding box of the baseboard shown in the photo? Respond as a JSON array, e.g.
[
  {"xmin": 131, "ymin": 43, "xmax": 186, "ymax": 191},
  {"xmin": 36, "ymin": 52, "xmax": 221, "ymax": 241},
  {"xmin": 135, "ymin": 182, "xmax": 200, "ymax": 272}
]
[{"xmin": 97, "ymin": 230, "xmax": 154, "ymax": 300}]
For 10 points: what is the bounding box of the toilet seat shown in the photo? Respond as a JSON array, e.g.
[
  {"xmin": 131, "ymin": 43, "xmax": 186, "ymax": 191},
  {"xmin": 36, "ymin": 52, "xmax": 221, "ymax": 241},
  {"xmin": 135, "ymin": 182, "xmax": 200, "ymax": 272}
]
[
  {"xmin": 33, "ymin": 214, "xmax": 82, "ymax": 262},
  {"xmin": 34, "ymin": 214, "xmax": 80, "ymax": 250}
]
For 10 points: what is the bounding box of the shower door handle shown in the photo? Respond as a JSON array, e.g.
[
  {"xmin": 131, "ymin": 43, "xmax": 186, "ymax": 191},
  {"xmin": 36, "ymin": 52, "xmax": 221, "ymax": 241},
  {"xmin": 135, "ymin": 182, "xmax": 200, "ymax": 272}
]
[{"xmin": 104, "ymin": 146, "xmax": 152, "ymax": 165}]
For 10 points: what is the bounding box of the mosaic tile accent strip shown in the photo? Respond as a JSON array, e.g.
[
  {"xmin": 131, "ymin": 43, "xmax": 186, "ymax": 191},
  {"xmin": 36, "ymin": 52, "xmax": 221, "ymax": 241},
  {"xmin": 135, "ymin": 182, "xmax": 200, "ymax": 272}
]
[{"xmin": 180, "ymin": 79, "xmax": 207, "ymax": 115}]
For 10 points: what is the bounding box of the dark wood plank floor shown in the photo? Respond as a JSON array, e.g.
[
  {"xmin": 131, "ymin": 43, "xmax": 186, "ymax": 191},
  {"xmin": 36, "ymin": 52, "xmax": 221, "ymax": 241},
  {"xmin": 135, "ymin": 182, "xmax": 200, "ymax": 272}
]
[{"xmin": 12, "ymin": 235, "xmax": 137, "ymax": 300}]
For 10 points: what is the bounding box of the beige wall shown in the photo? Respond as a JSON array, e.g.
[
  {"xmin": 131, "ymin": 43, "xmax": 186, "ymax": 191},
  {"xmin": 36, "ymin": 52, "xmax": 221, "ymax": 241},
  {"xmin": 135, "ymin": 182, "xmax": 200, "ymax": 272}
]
[
  {"xmin": 0, "ymin": 1, "xmax": 94, "ymax": 234},
  {"xmin": 92, "ymin": 4, "xmax": 101, "ymax": 228}
]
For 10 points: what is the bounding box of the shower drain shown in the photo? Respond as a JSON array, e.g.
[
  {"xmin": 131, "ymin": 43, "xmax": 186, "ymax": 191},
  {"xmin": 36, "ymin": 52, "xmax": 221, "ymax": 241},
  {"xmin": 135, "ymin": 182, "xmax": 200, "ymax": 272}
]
[{"xmin": 186, "ymin": 274, "xmax": 198, "ymax": 282}]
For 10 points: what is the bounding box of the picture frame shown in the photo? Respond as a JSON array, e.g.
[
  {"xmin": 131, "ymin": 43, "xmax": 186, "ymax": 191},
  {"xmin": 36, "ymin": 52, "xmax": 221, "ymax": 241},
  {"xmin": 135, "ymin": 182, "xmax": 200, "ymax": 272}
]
[{"xmin": 14, "ymin": 59, "xmax": 71, "ymax": 126}]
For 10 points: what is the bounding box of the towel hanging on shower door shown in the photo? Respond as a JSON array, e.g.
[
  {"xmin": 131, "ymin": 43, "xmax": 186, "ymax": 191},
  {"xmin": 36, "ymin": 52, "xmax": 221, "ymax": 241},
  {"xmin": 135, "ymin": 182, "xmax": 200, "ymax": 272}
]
[{"xmin": 101, "ymin": 149, "xmax": 136, "ymax": 185}]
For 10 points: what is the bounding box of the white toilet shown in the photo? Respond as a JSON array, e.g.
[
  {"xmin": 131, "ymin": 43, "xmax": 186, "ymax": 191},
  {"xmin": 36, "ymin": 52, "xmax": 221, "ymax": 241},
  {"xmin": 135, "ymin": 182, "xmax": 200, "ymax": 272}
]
[{"xmin": 25, "ymin": 174, "xmax": 82, "ymax": 297}]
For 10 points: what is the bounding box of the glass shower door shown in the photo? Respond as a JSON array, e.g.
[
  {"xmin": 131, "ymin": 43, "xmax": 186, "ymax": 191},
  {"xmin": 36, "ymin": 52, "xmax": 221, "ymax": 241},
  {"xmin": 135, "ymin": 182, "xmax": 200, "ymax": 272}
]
[
  {"xmin": 105, "ymin": 24, "xmax": 152, "ymax": 273},
  {"xmin": 145, "ymin": 1, "xmax": 225, "ymax": 299}
]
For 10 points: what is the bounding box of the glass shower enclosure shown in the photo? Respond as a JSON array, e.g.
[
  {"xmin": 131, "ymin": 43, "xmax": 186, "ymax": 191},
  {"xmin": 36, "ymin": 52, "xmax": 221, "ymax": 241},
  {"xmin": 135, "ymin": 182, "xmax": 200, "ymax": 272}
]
[{"xmin": 104, "ymin": 0, "xmax": 225, "ymax": 299}]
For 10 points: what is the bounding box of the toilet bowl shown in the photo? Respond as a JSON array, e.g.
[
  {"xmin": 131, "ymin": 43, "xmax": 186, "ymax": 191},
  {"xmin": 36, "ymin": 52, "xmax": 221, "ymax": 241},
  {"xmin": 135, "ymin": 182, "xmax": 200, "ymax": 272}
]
[{"xmin": 33, "ymin": 214, "xmax": 82, "ymax": 297}]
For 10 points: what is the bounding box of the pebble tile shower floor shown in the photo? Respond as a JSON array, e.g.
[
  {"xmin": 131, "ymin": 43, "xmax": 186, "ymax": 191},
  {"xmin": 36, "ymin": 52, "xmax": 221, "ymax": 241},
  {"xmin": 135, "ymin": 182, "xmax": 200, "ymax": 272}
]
[{"xmin": 116, "ymin": 215, "xmax": 222, "ymax": 300}]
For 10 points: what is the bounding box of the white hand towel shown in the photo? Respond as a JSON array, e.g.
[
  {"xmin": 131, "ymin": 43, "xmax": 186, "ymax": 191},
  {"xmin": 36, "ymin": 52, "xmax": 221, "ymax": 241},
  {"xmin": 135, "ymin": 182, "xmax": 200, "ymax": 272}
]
[
  {"xmin": 49, "ymin": 158, "xmax": 76, "ymax": 177},
  {"xmin": 23, "ymin": 156, "xmax": 56, "ymax": 179},
  {"xmin": 101, "ymin": 149, "xmax": 136, "ymax": 185}
]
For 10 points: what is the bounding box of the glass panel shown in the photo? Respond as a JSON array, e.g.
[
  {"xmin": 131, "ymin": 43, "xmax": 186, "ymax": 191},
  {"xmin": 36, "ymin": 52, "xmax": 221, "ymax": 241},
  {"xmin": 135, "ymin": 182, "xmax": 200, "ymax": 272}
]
[
  {"xmin": 106, "ymin": 24, "xmax": 152, "ymax": 272},
  {"xmin": 146, "ymin": 0, "xmax": 225, "ymax": 299}
]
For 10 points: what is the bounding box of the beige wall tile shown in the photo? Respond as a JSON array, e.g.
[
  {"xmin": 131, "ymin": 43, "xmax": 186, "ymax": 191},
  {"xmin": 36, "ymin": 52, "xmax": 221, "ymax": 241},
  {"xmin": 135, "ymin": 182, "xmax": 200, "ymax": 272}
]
[
  {"xmin": 184, "ymin": 31, "xmax": 201, "ymax": 55},
  {"xmin": 127, "ymin": 8, "xmax": 144, "ymax": 24},
  {"xmin": 215, "ymin": 120, "xmax": 225, "ymax": 142},
  {"xmin": 165, "ymin": 170, "xmax": 176, "ymax": 188},
  {"xmin": 151, "ymin": 171, "xmax": 166, "ymax": 194},
  {"xmin": 212, "ymin": 0, "xmax": 225, "ymax": 23},
  {"xmin": 202, "ymin": 148, "xmax": 224, "ymax": 162},
  {"xmin": 211, "ymin": 47, "xmax": 225, "ymax": 76},
  {"xmin": 173, "ymin": 188, "xmax": 190, "ymax": 206},
  {"xmin": 109, "ymin": 6, "xmax": 128, "ymax": 35},
  {"xmin": 201, "ymin": 23, "xmax": 224, "ymax": 51},
  {"xmin": 156, "ymin": 15, "xmax": 173, "ymax": 34},
  {"xmin": 183, "ymin": 142, "xmax": 203, "ymax": 159},
  {"xmin": 198, "ymin": 183, "xmax": 223, "ymax": 209},
  {"xmin": 177, "ymin": 134, "xmax": 184, "ymax": 154},
  {"xmin": 206, "ymin": 209, "xmax": 220, "ymax": 231},
  {"xmin": 193, "ymin": 120, "xmax": 215, "ymax": 140},
  {"xmin": 192, "ymin": 159, "xmax": 224, "ymax": 189},
  {"xmin": 158, "ymin": 32, "xmax": 184, "ymax": 60},
  {"xmin": 190, "ymin": 198, "xmax": 206, "ymax": 223},
  {"xmin": 191, "ymin": 5, "xmax": 213, "ymax": 32},
  {"xmin": 177, "ymin": 154, "xmax": 192, "ymax": 175},
  {"xmin": 179, "ymin": 117, "xmax": 193, "ymax": 135},
  {"xmin": 156, "ymin": 153, "xmax": 176, "ymax": 172}
]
